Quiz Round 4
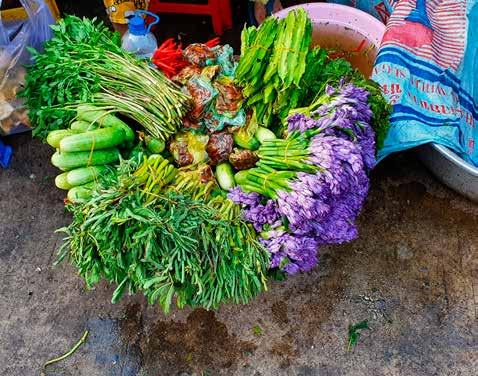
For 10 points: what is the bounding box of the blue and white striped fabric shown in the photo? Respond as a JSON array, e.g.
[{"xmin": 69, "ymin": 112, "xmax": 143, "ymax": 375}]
[{"xmin": 372, "ymin": 0, "xmax": 478, "ymax": 165}]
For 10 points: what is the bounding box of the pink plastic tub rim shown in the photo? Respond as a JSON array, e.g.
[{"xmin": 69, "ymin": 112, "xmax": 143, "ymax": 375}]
[{"xmin": 274, "ymin": 3, "xmax": 386, "ymax": 48}]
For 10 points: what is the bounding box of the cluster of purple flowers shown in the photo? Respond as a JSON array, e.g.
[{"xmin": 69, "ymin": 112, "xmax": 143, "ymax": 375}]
[
  {"xmin": 228, "ymin": 188, "xmax": 281, "ymax": 232},
  {"xmin": 228, "ymin": 82, "xmax": 376, "ymax": 275},
  {"xmin": 288, "ymin": 81, "xmax": 376, "ymax": 171}
]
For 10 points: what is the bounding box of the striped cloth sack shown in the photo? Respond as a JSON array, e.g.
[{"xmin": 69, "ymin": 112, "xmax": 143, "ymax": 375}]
[{"xmin": 372, "ymin": 0, "xmax": 478, "ymax": 165}]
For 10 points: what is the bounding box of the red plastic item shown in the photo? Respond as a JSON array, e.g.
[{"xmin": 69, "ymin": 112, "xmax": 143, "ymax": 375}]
[{"xmin": 148, "ymin": 0, "xmax": 233, "ymax": 36}]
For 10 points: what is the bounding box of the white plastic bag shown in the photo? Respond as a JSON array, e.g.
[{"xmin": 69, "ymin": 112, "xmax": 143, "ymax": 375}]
[{"xmin": 0, "ymin": 0, "xmax": 55, "ymax": 134}]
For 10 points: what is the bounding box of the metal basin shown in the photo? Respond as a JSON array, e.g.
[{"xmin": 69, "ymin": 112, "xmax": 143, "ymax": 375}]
[{"xmin": 417, "ymin": 144, "xmax": 478, "ymax": 202}]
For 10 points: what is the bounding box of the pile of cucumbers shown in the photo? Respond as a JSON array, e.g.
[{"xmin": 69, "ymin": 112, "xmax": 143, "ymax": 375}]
[{"xmin": 47, "ymin": 105, "xmax": 135, "ymax": 203}]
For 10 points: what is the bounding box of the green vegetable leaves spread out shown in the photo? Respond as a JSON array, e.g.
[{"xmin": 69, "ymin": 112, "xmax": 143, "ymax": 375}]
[
  {"xmin": 21, "ymin": 15, "xmax": 190, "ymax": 141},
  {"xmin": 56, "ymin": 156, "xmax": 269, "ymax": 313}
]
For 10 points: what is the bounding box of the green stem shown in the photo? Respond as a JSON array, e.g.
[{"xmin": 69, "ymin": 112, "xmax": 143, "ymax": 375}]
[{"xmin": 42, "ymin": 330, "xmax": 89, "ymax": 372}]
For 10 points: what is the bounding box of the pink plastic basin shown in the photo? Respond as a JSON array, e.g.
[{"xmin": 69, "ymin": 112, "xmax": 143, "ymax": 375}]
[{"xmin": 274, "ymin": 3, "xmax": 386, "ymax": 77}]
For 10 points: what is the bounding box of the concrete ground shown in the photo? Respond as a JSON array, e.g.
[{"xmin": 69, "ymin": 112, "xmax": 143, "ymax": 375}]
[
  {"xmin": 2, "ymin": 2, "xmax": 478, "ymax": 374},
  {"xmin": 1, "ymin": 130, "xmax": 478, "ymax": 376}
]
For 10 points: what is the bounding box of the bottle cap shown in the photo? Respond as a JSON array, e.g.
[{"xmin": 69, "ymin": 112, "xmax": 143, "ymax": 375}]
[
  {"xmin": 128, "ymin": 13, "xmax": 148, "ymax": 36},
  {"xmin": 127, "ymin": 11, "xmax": 160, "ymax": 36}
]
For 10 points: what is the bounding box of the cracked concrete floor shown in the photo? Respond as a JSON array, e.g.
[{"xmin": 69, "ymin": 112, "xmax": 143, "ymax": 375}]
[{"xmin": 1, "ymin": 134, "xmax": 477, "ymax": 376}]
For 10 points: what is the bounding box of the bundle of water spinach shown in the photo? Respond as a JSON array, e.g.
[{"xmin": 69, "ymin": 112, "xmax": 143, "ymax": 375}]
[
  {"xmin": 21, "ymin": 15, "xmax": 190, "ymax": 141},
  {"xmin": 56, "ymin": 156, "xmax": 270, "ymax": 313}
]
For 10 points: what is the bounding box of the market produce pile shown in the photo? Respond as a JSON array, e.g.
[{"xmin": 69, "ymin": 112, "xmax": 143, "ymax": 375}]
[
  {"xmin": 21, "ymin": 16, "xmax": 189, "ymax": 141},
  {"xmin": 23, "ymin": 10, "xmax": 391, "ymax": 312}
]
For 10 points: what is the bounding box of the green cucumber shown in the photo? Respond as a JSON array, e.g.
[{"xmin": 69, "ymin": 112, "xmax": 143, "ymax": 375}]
[
  {"xmin": 145, "ymin": 136, "xmax": 165, "ymax": 154},
  {"xmin": 66, "ymin": 166, "xmax": 108, "ymax": 186},
  {"xmin": 55, "ymin": 172, "xmax": 73, "ymax": 190},
  {"xmin": 67, "ymin": 185, "xmax": 93, "ymax": 203},
  {"xmin": 77, "ymin": 105, "xmax": 135, "ymax": 147},
  {"xmin": 70, "ymin": 120, "xmax": 98, "ymax": 132},
  {"xmin": 46, "ymin": 129, "xmax": 80, "ymax": 149},
  {"xmin": 51, "ymin": 148, "xmax": 120, "ymax": 171},
  {"xmin": 233, "ymin": 131, "xmax": 260, "ymax": 150},
  {"xmin": 216, "ymin": 162, "xmax": 236, "ymax": 191},
  {"xmin": 255, "ymin": 126, "xmax": 277, "ymax": 144},
  {"xmin": 60, "ymin": 127, "xmax": 125, "ymax": 152}
]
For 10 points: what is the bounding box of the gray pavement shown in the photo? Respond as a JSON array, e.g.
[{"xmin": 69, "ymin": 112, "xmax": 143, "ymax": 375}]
[{"xmin": 1, "ymin": 134, "xmax": 477, "ymax": 375}]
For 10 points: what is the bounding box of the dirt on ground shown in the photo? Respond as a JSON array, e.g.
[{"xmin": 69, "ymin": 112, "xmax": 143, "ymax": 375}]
[{"xmin": 1, "ymin": 129, "xmax": 477, "ymax": 376}]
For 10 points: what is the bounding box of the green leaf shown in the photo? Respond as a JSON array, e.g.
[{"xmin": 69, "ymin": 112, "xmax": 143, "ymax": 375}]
[
  {"xmin": 252, "ymin": 325, "xmax": 263, "ymax": 336},
  {"xmin": 347, "ymin": 320, "xmax": 369, "ymax": 351},
  {"xmin": 111, "ymin": 277, "xmax": 128, "ymax": 304}
]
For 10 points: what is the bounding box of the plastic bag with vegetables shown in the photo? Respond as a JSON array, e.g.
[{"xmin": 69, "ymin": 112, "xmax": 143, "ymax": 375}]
[
  {"xmin": 212, "ymin": 44, "xmax": 237, "ymax": 77},
  {"xmin": 214, "ymin": 76, "xmax": 243, "ymax": 117},
  {"xmin": 203, "ymin": 109, "xmax": 246, "ymax": 133},
  {"xmin": 0, "ymin": 0, "xmax": 55, "ymax": 134},
  {"xmin": 200, "ymin": 77, "xmax": 246, "ymax": 132},
  {"xmin": 183, "ymin": 43, "xmax": 216, "ymax": 67},
  {"xmin": 173, "ymin": 65, "xmax": 201, "ymax": 85},
  {"xmin": 206, "ymin": 131, "xmax": 233, "ymax": 165},
  {"xmin": 169, "ymin": 132, "xmax": 209, "ymax": 167},
  {"xmin": 185, "ymin": 76, "xmax": 218, "ymax": 122}
]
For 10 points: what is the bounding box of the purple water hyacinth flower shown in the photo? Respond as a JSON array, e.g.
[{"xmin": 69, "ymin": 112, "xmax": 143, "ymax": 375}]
[
  {"xmin": 228, "ymin": 186, "xmax": 260, "ymax": 207},
  {"xmin": 242, "ymin": 199, "xmax": 280, "ymax": 232},
  {"xmin": 261, "ymin": 232, "xmax": 320, "ymax": 274},
  {"xmin": 229, "ymin": 187, "xmax": 282, "ymax": 232},
  {"xmin": 354, "ymin": 123, "xmax": 376, "ymax": 170},
  {"xmin": 325, "ymin": 84, "xmax": 336, "ymax": 96},
  {"xmin": 290, "ymin": 81, "xmax": 376, "ymax": 172},
  {"xmin": 275, "ymin": 130, "xmax": 370, "ymax": 249},
  {"xmin": 269, "ymin": 252, "xmax": 284, "ymax": 269},
  {"xmin": 287, "ymin": 113, "xmax": 319, "ymax": 133},
  {"xmin": 284, "ymin": 263, "xmax": 300, "ymax": 275},
  {"xmin": 233, "ymin": 81, "xmax": 377, "ymax": 275}
]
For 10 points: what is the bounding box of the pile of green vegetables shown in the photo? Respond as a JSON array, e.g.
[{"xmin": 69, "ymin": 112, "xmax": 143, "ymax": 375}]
[
  {"xmin": 25, "ymin": 10, "xmax": 391, "ymax": 313},
  {"xmin": 57, "ymin": 155, "xmax": 269, "ymax": 313},
  {"xmin": 21, "ymin": 16, "xmax": 190, "ymax": 141},
  {"xmin": 235, "ymin": 8, "xmax": 390, "ymax": 148}
]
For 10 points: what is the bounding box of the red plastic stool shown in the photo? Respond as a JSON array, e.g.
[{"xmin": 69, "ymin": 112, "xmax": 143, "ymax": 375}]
[{"xmin": 148, "ymin": 0, "xmax": 233, "ymax": 35}]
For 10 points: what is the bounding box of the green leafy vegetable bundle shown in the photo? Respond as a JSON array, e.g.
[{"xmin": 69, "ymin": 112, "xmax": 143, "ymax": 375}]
[
  {"xmin": 235, "ymin": 8, "xmax": 390, "ymax": 148},
  {"xmin": 21, "ymin": 16, "xmax": 190, "ymax": 141},
  {"xmin": 235, "ymin": 9, "xmax": 312, "ymax": 127},
  {"xmin": 57, "ymin": 155, "xmax": 269, "ymax": 313}
]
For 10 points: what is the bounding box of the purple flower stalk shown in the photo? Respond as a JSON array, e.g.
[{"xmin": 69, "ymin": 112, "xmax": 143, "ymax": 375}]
[
  {"xmin": 232, "ymin": 82, "xmax": 377, "ymax": 275},
  {"xmin": 228, "ymin": 186, "xmax": 260, "ymax": 207}
]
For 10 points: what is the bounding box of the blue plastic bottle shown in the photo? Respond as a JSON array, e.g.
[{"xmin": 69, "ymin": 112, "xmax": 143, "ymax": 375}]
[{"xmin": 121, "ymin": 11, "xmax": 160, "ymax": 60}]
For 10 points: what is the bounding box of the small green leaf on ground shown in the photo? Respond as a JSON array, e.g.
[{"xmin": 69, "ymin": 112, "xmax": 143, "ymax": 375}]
[
  {"xmin": 252, "ymin": 325, "xmax": 263, "ymax": 336},
  {"xmin": 347, "ymin": 320, "xmax": 369, "ymax": 351}
]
